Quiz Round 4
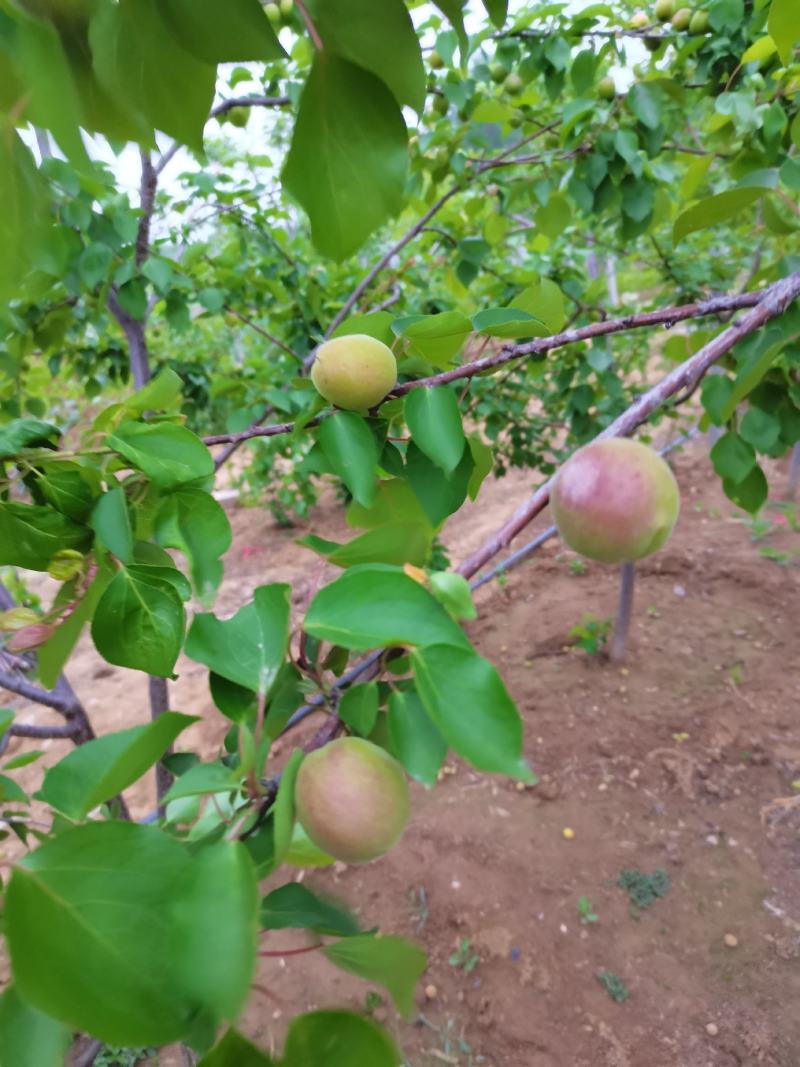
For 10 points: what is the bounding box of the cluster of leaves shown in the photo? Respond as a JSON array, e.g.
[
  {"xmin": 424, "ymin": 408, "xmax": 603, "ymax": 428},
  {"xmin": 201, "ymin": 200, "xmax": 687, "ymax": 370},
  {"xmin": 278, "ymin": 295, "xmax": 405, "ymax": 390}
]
[{"xmin": 617, "ymin": 866, "xmax": 672, "ymax": 909}]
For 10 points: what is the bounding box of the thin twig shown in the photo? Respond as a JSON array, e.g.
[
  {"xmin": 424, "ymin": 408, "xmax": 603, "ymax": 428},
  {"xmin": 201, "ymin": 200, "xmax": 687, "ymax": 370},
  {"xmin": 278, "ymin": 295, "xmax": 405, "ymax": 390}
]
[{"xmin": 223, "ymin": 305, "xmax": 302, "ymax": 362}]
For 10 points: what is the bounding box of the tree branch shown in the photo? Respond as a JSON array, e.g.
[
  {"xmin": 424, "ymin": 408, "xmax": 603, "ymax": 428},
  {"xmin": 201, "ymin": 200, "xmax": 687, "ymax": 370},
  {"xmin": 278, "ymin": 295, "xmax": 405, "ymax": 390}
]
[
  {"xmin": 148, "ymin": 676, "xmax": 172, "ymax": 810},
  {"xmin": 457, "ymin": 270, "xmax": 800, "ymax": 578},
  {"xmin": 223, "ymin": 305, "xmax": 302, "ymax": 362},
  {"xmin": 203, "ymin": 284, "xmax": 772, "ymax": 449},
  {"xmin": 9, "ymin": 721, "xmax": 83, "ymax": 739},
  {"xmin": 136, "ymin": 150, "xmax": 157, "ymax": 268},
  {"xmin": 210, "ymin": 95, "xmax": 292, "ymax": 120}
]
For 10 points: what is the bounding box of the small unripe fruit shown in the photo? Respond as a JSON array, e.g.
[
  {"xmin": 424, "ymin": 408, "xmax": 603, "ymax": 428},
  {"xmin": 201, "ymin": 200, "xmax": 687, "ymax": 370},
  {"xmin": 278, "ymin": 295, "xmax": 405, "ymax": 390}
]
[
  {"xmin": 551, "ymin": 438, "xmax": 680, "ymax": 564},
  {"xmin": 689, "ymin": 10, "xmax": 709, "ymax": 33},
  {"xmin": 489, "ymin": 62, "xmax": 507, "ymax": 84},
  {"xmin": 748, "ymin": 71, "xmax": 765, "ymax": 90},
  {"xmin": 264, "ymin": 2, "xmax": 280, "ymax": 23},
  {"xmin": 7, "ymin": 623, "xmax": 54, "ymax": 652},
  {"xmin": 225, "ymin": 106, "xmax": 249, "ymax": 128},
  {"xmin": 598, "ymin": 77, "xmax": 616, "ymax": 100},
  {"xmin": 504, "ymin": 72, "xmax": 524, "ymax": 94},
  {"xmin": 671, "ymin": 7, "xmax": 691, "ymax": 30},
  {"xmin": 432, "ymin": 93, "xmax": 449, "ymax": 115},
  {"xmin": 644, "ymin": 35, "xmax": 663, "ymax": 51},
  {"xmin": 311, "ymin": 334, "xmax": 397, "ymax": 410},
  {"xmin": 280, "ymin": 0, "xmax": 293, "ymax": 13},
  {"xmin": 428, "ymin": 50, "xmax": 444, "ymax": 70},
  {"xmin": 654, "ymin": 0, "xmax": 675, "ymax": 21},
  {"xmin": 630, "ymin": 11, "xmax": 649, "ymax": 27},
  {"xmin": 295, "ymin": 738, "xmax": 410, "ymax": 864}
]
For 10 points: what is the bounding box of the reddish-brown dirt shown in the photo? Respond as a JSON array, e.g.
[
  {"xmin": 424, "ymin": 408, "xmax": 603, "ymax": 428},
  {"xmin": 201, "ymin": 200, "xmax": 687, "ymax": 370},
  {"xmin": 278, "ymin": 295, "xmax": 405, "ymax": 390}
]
[{"xmin": 4, "ymin": 439, "xmax": 800, "ymax": 1067}]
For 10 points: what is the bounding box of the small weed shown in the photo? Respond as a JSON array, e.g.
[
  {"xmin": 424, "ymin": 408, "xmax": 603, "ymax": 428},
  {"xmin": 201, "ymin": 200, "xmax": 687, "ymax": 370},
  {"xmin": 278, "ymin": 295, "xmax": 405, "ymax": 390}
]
[
  {"xmin": 94, "ymin": 1048, "xmax": 154, "ymax": 1067},
  {"xmin": 364, "ymin": 990, "xmax": 384, "ymax": 1016},
  {"xmin": 646, "ymin": 605, "xmax": 660, "ymax": 618},
  {"xmin": 568, "ymin": 558, "xmax": 588, "ymax": 576},
  {"xmin": 496, "ymin": 570, "xmax": 509, "ymax": 588},
  {"xmin": 728, "ymin": 663, "xmax": 743, "ymax": 685},
  {"xmin": 568, "ymin": 614, "xmax": 612, "ymax": 656},
  {"xmin": 578, "ymin": 896, "xmax": 599, "ymax": 924},
  {"xmin": 449, "ymin": 937, "xmax": 480, "ymax": 974},
  {"xmin": 617, "ymin": 867, "xmax": 671, "ymax": 911},
  {"xmin": 597, "ymin": 970, "xmax": 629, "ymax": 1003},
  {"xmin": 758, "ymin": 545, "xmax": 799, "ymax": 566}
]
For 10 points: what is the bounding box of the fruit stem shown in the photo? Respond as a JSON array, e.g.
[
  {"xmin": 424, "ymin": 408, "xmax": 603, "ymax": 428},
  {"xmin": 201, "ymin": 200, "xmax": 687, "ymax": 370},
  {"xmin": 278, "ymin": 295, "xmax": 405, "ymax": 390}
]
[
  {"xmin": 609, "ymin": 561, "xmax": 635, "ymax": 664},
  {"xmin": 260, "ymin": 941, "xmax": 324, "ymax": 958}
]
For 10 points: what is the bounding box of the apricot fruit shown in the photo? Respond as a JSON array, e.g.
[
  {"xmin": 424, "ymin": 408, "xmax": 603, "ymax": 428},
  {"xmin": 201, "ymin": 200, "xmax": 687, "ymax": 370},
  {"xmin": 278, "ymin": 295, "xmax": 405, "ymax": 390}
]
[
  {"xmin": 689, "ymin": 10, "xmax": 709, "ymax": 33},
  {"xmin": 295, "ymin": 738, "xmax": 410, "ymax": 864},
  {"xmin": 671, "ymin": 7, "xmax": 692, "ymax": 30},
  {"xmin": 630, "ymin": 11, "xmax": 649, "ymax": 27},
  {"xmin": 310, "ymin": 334, "xmax": 397, "ymax": 411},
  {"xmin": 598, "ymin": 77, "xmax": 616, "ymax": 100},
  {"xmin": 654, "ymin": 0, "xmax": 675, "ymax": 20},
  {"xmin": 550, "ymin": 438, "xmax": 680, "ymax": 564}
]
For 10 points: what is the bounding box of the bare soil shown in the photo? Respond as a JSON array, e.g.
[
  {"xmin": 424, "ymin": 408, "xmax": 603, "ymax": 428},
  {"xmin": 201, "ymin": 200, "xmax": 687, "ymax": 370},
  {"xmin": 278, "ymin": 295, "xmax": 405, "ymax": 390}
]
[{"xmin": 5, "ymin": 440, "xmax": 800, "ymax": 1067}]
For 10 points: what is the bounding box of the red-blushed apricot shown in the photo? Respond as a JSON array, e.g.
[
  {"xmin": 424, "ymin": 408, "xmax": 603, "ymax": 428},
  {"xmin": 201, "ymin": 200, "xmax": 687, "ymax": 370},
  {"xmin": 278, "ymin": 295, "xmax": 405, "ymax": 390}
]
[
  {"xmin": 294, "ymin": 737, "xmax": 410, "ymax": 864},
  {"xmin": 550, "ymin": 438, "xmax": 680, "ymax": 563},
  {"xmin": 310, "ymin": 334, "xmax": 397, "ymax": 411}
]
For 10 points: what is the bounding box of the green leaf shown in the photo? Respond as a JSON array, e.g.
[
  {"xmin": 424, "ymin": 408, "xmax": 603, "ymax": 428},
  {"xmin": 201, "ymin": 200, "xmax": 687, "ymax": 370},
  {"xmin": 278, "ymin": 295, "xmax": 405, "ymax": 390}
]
[
  {"xmin": 710, "ymin": 0, "xmax": 744, "ymax": 32},
  {"xmin": 37, "ymin": 713, "xmax": 197, "ymax": 819},
  {"xmin": 347, "ymin": 478, "xmax": 431, "ymax": 531},
  {"xmin": 627, "ymin": 83, "xmax": 661, "ymax": 129},
  {"xmin": 305, "ymin": 0, "xmax": 425, "ymax": 112},
  {"xmin": 471, "ymin": 307, "xmax": 548, "ymax": 339},
  {"xmin": 163, "ymin": 761, "xmax": 242, "ymax": 802},
  {"xmin": 273, "ymin": 749, "xmax": 304, "ymax": 868},
  {"xmin": 90, "ymin": 0, "xmax": 216, "ymax": 152},
  {"xmin": 186, "ymin": 584, "xmax": 291, "ymax": 694},
  {"xmin": 4, "ymin": 751, "xmax": 43, "ymax": 771},
  {"xmin": 0, "ymin": 775, "xmax": 29, "ymax": 804},
  {"xmin": 404, "ymin": 387, "xmax": 466, "ymax": 475},
  {"xmin": 723, "ymin": 463, "xmax": 768, "ymax": 513},
  {"xmin": 38, "ymin": 562, "xmax": 114, "ymax": 688},
  {"xmin": 388, "ymin": 689, "xmax": 447, "ymax": 788},
  {"xmin": 432, "ymin": 0, "xmax": 468, "ymax": 57},
  {"xmin": 710, "ymin": 431, "xmax": 757, "ymax": 483},
  {"xmin": 429, "ymin": 572, "xmax": 476, "ymax": 620},
  {"xmin": 467, "ymin": 435, "xmax": 493, "ymax": 500},
  {"xmin": 0, "ymin": 985, "xmax": 70, "ymax": 1067},
  {"xmin": 536, "ymin": 193, "xmax": 572, "ymax": 238},
  {"xmin": 405, "ymin": 441, "xmax": 474, "ymax": 526},
  {"xmin": 282, "ymin": 54, "xmax": 407, "ymax": 260},
  {"xmin": 91, "ymin": 487, "xmax": 133, "ymax": 563},
  {"xmin": 323, "ymin": 934, "xmax": 426, "ymax": 1017},
  {"xmin": 155, "ymin": 488, "xmax": 232, "ymax": 604},
  {"xmin": 510, "ymin": 279, "xmax": 565, "ymax": 333},
  {"xmin": 282, "ymin": 1010, "xmax": 398, "ymax": 1067},
  {"xmin": 391, "ymin": 312, "xmax": 472, "ymax": 369},
  {"xmin": 299, "ymin": 521, "xmax": 432, "ymax": 568},
  {"xmin": 412, "ymin": 644, "xmax": 533, "ymax": 781},
  {"xmin": 108, "ymin": 421, "xmax": 213, "ymax": 488},
  {"xmin": 125, "ymin": 368, "xmax": 183, "ymax": 415},
  {"xmin": 331, "ymin": 311, "xmax": 395, "ymax": 347},
  {"xmin": 198, "ymin": 1029, "xmax": 275, "ymax": 1067},
  {"xmin": 0, "ymin": 128, "xmax": 52, "ymax": 305},
  {"xmin": 0, "ymin": 418, "xmax": 60, "ymax": 458},
  {"xmin": 0, "ymin": 708, "xmax": 14, "ymax": 739},
  {"xmin": 338, "ymin": 683, "xmax": 379, "ymax": 736},
  {"xmin": 768, "ymin": 0, "xmax": 798, "ymax": 63},
  {"xmin": 701, "ymin": 375, "xmax": 736, "ymax": 426},
  {"xmin": 483, "ymin": 0, "xmax": 509, "ymax": 28},
  {"xmin": 12, "ymin": 8, "xmax": 90, "ymax": 165},
  {"xmin": 161, "ymin": 0, "xmax": 285, "ymax": 63},
  {"xmin": 305, "ymin": 564, "xmax": 470, "ymax": 651},
  {"xmin": 721, "ymin": 337, "xmax": 785, "ymax": 420},
  {"xmin": 317, "ymin": 412, "xmax": 378, "ymax": 507},
  {"xmin": 0, "ymin": 503, "xmax": 91, "ymax": 571},
  {"xmin": 6, "ymin": 824, "xmax": 257, "ymax": 1046},
  {"xmin": 673, "ymin": 187, "xmax": 767, "ymax": 244},
  {"xmin": 34, "ymin": 464, "xmax": 100, "ymax": 522},
  {"xmin": 78, "ymin": 243, "xmax": 113, "ymax": 289},
  {"xmin": 740, "ymin": 407, "xmax": 781, "ymax": 452},
  {"xmin": 260, "ymin": 882, "xmax": 361, "ymax": 937},
  {"xmin": 91, "ymin": 565, "xmax": 186, "ymax": 677}
]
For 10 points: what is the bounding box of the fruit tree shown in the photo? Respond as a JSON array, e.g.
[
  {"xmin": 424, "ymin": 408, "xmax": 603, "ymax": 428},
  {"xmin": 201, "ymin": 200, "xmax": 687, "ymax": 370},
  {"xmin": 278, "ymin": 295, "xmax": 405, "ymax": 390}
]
[{"xmin": 0, "ymin": 0, "xmax": 798, "ymax": 1063}]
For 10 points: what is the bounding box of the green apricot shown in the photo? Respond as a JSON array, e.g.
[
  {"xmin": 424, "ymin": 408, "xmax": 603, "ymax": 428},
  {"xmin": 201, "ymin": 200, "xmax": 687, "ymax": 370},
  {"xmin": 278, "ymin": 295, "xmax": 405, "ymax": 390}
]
[
  {"xmin": 310, "ymin": 333, "xmax": 398, "ymax": 411},
  {"xmin": 429, "ymin": 50, "xmax": 444, "ymax": 70},
  {"xmin": 264, "ymin": 2, "xmax": 280, "ymax": 24},
  {"xmin": 551, "ymin": 438, "xmax": 680, "ymax": 564},
  {"xmin": 654, "ymin": 0, "xmax": 675, "ymax": 21},
  {"xmin": 671, "ymin": 7, "xmax": 692, "ymax": 30},
  {"xmin": 295, "ymin": 738, "xmax": 410, "ymax": 864},
  {"xmin": 504, "ymin": 72, "xmax": 524, "ymax": 94},
  {"xmin": 225, "ymin": 107, "xmax": 249, "ymax": 128},
  {"xmin": 598, "ymin": 77, "xmax": 616, "ymax": 100},
  {"xmin": 689, "ymin": 10, "xmax": 709, "ymax": 33},
  {"xmin": 489, "ymin": 62, "xmax": 507, "ymax": 83}
]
